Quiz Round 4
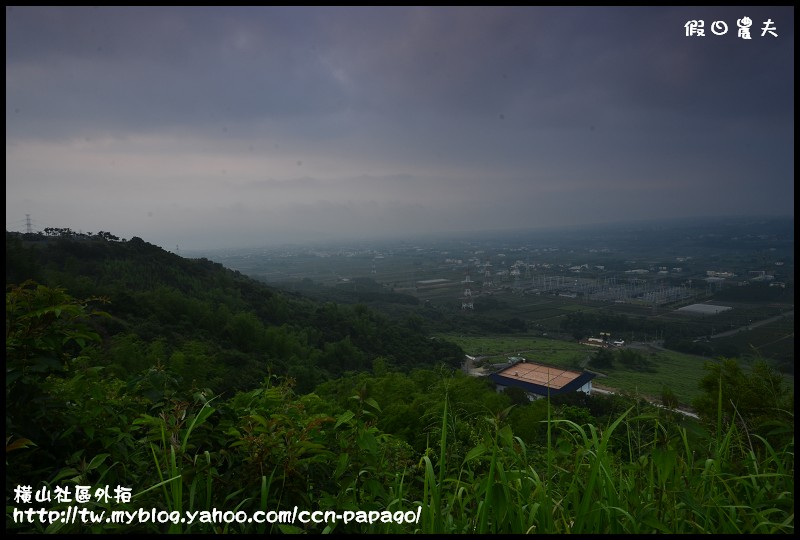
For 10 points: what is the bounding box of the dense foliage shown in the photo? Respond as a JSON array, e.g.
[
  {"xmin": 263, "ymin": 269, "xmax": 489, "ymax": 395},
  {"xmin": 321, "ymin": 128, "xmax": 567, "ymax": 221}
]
[
  {"xmin": 5, "ymin": 231, "xmax": 794, "ymax": 533},
  {"xmin": 6, "ymin": 232, "xmax": 464, "ymax": 395}
]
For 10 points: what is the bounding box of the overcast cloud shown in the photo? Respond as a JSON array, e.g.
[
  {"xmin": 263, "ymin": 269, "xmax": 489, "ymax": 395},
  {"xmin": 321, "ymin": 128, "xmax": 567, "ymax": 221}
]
[{"xmin": 6, "ymin": 6, "xmax": 794, "ymax": 250}]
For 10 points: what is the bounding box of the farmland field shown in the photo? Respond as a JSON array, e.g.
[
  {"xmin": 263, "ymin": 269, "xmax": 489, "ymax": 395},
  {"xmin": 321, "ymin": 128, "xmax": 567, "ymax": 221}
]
[
  {"xmin": 194, "ymin": 217, "xmax": 793, "ymax": 408},
  {"xmin": 440, "ymin": 333, "xmax": 793, "ymax": 408}
]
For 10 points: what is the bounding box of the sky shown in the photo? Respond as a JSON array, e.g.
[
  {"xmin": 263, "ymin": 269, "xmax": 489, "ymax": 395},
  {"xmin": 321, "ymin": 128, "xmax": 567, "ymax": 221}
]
[{"xmin": 6, "ymin": 6, "xmax": 795, "ymax": 251}]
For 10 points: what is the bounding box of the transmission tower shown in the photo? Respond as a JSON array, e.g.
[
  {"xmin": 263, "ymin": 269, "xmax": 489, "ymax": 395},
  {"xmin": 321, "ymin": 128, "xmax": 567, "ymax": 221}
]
[
  {"xmin": 511, "ymin": 264, "xmax": 522, "ymax": 292},
  {"xmin": 461, "ymin": 265, "xmax": 474, "ymax": 310},
  {"xmin": 25, "ymin": 214, "xmax": 33, "ymax": 234},
  {"xmin": 482, "ymin": 258, "xmax": 494, "ymax": 290}
]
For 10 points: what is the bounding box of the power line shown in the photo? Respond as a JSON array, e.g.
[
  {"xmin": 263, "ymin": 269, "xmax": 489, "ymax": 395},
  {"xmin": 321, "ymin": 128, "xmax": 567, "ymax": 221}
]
[{"xmin": 5, "ymin": 215, "xmax": 58, "ymax": 234}]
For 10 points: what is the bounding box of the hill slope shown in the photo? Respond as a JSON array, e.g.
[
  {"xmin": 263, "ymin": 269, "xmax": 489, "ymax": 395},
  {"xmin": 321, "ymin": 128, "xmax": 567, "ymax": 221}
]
[{"xmin": 6, "ymin": 231, "xmax": 464, "ymax": 394}]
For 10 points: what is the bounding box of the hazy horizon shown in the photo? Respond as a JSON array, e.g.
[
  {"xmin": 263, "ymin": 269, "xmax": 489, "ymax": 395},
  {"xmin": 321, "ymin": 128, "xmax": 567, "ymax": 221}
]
[
  {"xmin": 180, "ymin": 213, "xmax": 797, "ymax": 254},
  {"xmin": 6, "ymin": 214, "xmax": 795, "ymax": 254},
  {"xmin": 7, "ymin": 7, "xmax": 794, "ymax": 251}
]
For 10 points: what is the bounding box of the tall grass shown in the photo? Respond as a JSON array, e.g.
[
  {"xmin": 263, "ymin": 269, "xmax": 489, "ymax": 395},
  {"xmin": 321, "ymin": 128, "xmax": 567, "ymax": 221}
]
[
  {"xmin": 413, "ymin": 393, "xmax": 793, "ymax": 533},
  {"xmin": 24, "ymin": 378, "xmax": 791, "ymax": 534},
  {"xmin": 134, "ymin": 397, "xmax": 217, "ymax": 533}
]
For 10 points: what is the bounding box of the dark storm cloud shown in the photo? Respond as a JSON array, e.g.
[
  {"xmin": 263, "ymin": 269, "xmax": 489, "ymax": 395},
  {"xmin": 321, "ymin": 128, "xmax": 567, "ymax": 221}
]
[
  {"xmin": 5, "ymin": 6, "xmax": 793, "ymax": 250},
  {"xmin": 6, "ymin": 6, "xmax": 353, "ymax": 139}
]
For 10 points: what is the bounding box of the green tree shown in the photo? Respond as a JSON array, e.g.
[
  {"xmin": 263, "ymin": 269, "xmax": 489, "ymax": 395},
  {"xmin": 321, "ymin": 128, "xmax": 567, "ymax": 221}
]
[
  {"xmin": 616, "ymin": 348, "xmax": 651, "ymax": 371},
  {"xmin": 5, "ymin": 281, "xmax": 111, "ymax": 490},
  {"xmin": 589, "ymin": 348, "xmax": 614, "ymax": 369},
  {"xmin": 693, "ymin": 357, "xmax": 792, "ymax": 441}
]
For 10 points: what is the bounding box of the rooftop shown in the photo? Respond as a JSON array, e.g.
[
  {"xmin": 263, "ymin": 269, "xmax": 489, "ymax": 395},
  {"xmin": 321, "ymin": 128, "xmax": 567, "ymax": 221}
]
[
  {"xmin": 493, "ymin": 362, "xmax": 583, "ymax": 390},
  {"xmin": 676, "ymin": 303, "xmax": 732, "ymax": 315},
  {"xmin": 488, "ymin": 361, "xmax": 595, "ymax": 396}
]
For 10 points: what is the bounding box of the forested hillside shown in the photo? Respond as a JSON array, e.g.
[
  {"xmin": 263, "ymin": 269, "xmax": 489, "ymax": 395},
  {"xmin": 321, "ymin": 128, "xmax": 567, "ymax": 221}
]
[
  {"xmin": 6, "ymin": 232, "xmax": 464, "ymax": 395},
  {"xmin": 6, "ymin": 231, "xmax": 793, "ymax": 533}
]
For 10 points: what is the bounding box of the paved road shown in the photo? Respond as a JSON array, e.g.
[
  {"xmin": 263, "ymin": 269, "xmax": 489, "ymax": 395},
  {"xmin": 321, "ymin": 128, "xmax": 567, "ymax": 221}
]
[
  {"xmin": 591, "ymin": 384, "xmax": 699, "ymax": 419},
  {"xmin": 709, "ymin": 310, "xmax": 793, "ymax": 339}
]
